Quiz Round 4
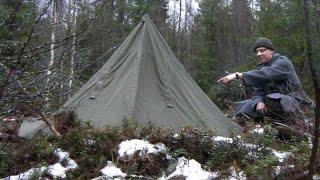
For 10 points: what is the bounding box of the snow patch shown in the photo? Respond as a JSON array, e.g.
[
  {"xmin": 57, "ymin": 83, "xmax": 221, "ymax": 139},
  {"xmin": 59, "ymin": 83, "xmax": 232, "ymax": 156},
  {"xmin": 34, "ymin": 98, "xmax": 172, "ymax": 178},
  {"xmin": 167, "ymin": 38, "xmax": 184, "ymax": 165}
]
[
  {"xmin": 5, "ymin": 148, "xmax": 78, "ymax": 180},
  {"xmin": 100, "ymin": 161, "xmax": 126, "ymax": 179},
  {"xmin": 228, "ymin": 166, "xmax": 247, "ymax": 180},
  {"xmin": 4, "ymin": 167, "xmax": 46, "ymax": 180},
  {"xmin": 2, "ymin": 117, "xmax": 17, "ymax": 122},
  {"xmin": 47, "ymin": 163, "xmax": 68, "ymax": 179},
  {"xmin": 274, "ymin": 165, "xmax": 295, "ymax": 175},
  {"xmin": 212, "ymin": 136, "xmax": 233, "ymax": 143},
  {"xmin": 252, "ymin": 125, "xmax": 264, "ymax": 134},
  {"xmin": 173, "ymin": 133, "xmax": 179, "ymax": 138},
  {"xmin": 118, "ymin": 139, "xmax": 166, "ymax": 157},
  {"xmin": 272, "ymin": 150, "xmax": 289, "ymax": 163},
  {"xmin": 166, "ymin": 157, "xmax": 219, "ymax": 180}
]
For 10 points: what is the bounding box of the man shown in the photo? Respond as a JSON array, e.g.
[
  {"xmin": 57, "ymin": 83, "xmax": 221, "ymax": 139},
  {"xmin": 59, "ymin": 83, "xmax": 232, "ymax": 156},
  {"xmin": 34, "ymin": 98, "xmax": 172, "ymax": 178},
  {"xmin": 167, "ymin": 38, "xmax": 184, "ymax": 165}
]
[{"xmin": 217, "ymin": 37, "xmax": 304, "ymax": 122}]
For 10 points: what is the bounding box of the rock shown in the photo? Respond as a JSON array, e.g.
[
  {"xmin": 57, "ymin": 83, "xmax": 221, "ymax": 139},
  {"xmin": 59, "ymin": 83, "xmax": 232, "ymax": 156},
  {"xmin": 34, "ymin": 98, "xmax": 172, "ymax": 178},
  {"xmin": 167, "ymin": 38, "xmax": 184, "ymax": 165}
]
[{"xmin": 18, "ymin": 117, "xmax": 52, "ymax": 139}]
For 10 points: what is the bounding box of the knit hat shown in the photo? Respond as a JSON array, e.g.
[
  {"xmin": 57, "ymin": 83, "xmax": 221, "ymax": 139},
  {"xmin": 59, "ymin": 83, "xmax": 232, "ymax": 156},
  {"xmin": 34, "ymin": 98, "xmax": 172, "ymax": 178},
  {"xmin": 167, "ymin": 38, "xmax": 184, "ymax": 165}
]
[{"xmin": 253, "ymin": 37, "xmax": 275, "ymax": 52}]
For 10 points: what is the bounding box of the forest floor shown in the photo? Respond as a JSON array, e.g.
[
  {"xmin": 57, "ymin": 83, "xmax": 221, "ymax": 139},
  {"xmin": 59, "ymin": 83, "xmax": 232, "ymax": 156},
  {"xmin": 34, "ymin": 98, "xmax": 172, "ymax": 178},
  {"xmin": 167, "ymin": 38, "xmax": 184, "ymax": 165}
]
[{"xmin": 0, "ymin": 109, "xmax": 318, "ymax": 179}]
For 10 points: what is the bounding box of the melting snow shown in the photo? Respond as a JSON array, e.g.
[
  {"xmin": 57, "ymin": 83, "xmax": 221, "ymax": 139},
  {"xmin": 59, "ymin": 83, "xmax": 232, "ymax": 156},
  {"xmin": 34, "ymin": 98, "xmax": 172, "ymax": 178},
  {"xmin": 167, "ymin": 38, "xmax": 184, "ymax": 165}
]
[
  {"xmin": 252, "ymin": 125, "xmax": 264, "ymax": 134},
  {"xmin": 5, "ymin": 148, "xmax": 78, "ymax": 180},
  {"xmin": 272, "ymin": 150, "xmax": 289, "ymax": 163},
  {"xmin": 274, "ymin": 165, "xmax": 295, "ymax": 175},
  {"xmin": 212, "ymin": 136, "xmax": 233, "ymax": 143},
  {"xmin": 3, "ymin": 117, "xmax": 17, "ymax": 122},
  {"xmin": 101, "ymin": 140, "xmax": 219, "ymax": 180},
  {"xmin": 4, "ymin": 167, "xmax": 47, "ymax": 180},
  {"xmin": 47, "ymin": 163, "xmax": 68, "ymax": 178},
  {"xmin": 211, "ymin": 135, "xmax": 289, "ymax": 164},
  {"xmin": 229, "ymin": 166, "xmax": 247, "ymax": 180},
  {"xmin": 173, "ymin": 133, "xmax": 179, "ymax": 138},
  {"xmin": 99, "ymin": 161, "xmax": 126, "ymax": 179},
  {"xmin": 118, "ymin": 139, "xmax": 166, "ymax": 157},
  {"xmin": 165, "ymin": 157, "xmax": 219, "ymax": 180}
]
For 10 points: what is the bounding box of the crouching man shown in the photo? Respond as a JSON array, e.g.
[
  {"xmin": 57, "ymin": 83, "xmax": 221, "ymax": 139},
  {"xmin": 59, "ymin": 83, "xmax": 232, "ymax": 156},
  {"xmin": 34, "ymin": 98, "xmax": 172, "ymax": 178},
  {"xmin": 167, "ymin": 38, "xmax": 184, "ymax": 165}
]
[{"xmin": 217, "ymin": 37, "xmax": 311, "ymax": 127}]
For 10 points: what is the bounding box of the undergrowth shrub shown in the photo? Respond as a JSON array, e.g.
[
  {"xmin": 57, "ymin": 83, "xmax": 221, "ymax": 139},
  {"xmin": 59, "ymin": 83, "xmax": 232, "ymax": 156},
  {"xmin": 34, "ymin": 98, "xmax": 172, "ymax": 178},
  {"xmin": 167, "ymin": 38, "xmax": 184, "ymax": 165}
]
[
  {"xmin": 286, "ymin": 140, "xmax": 311, "ymax": 169},
  {"xmin": 0, "ymin": 135, "xmax": 57, "ymax": 178},
  {"xmin": 0, "ymin": 143, "xmax": 5, "ymax": 175},
  {"xmin": 164, "ymin": 126, "xmax": 216, "ymax": 163},
  {"xmin": 139, "ymin": 121, "xmax": 156, "ymax": 138},
  {"xmin": 246, "ymin": 125, "xmax": 278, "ymax": 147},
  {"xmin": 1, "ymin": 114, "xmax": 318, "ymax": 179},
  {"xmin": 117, "ymin": 152, "xmax": 169, "ymax": 176},
  {"xmin": 244, "ymin": 154, "xmax": 279, "ymax": 178},
  {"xmin": 120, "ymin": 117, "xmax": 138, "ymax": 139},
  {"xmin": 209, "ymin": 81, "xmax": 248, "ymax": 112},
  {"xmin": 56, "ymin": 122, "xmax": 121, "ymax": 179},
  {"xmin": 205, "ymin": 138, "xmax": 249, "ymax": 173},
  {"xmin": 239, "ymin": 125, "xmax": 280, "ymax": 177}
]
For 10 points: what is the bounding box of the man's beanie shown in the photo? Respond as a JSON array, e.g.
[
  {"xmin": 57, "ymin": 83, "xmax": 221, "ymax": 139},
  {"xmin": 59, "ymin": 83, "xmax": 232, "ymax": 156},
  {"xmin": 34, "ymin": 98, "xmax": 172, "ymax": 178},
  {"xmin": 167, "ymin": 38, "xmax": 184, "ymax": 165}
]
[{"xmin": 253, "ymin": 37, "xmax": 275, "ymax": 52}]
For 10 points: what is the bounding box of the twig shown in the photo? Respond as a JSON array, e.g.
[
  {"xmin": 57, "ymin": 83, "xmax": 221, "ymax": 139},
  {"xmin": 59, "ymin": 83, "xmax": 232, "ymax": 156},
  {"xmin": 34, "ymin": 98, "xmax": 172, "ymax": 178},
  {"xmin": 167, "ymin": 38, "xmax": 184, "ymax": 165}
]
[{"xmin": 39, "ymin": 112, "xmax": 61, "ymax": 137}]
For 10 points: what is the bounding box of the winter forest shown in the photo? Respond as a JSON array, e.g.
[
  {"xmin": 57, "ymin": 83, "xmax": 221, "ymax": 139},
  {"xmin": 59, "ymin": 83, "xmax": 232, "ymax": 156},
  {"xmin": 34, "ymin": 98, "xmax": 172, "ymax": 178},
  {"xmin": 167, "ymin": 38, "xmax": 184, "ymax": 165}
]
[{"xmin": 1, "ymin": 0, "xmax": 320, "ymax": 179}]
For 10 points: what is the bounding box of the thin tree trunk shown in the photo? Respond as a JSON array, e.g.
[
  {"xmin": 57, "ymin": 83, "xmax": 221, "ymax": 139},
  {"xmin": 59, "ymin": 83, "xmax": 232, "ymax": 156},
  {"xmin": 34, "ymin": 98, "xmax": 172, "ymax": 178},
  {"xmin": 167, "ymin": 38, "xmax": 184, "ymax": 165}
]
[
  {"xmin": 186, "ymin": 0, "xmax": 192, "ymax": 70},
  {"xmin": 46, "ymin": 0, "xmax": 63, "ymax": 108},
  {"xmin": 59, "ymin": 0, "xmax": 71, "ymax": 103},
  {"xmin": 311, "ymin": 0, "xmax": 320, "ymax": 37},
  {"xmin": 178, "ymin": 0, "xmax": 182, "ymax": 59},
  {"xmin": 302, "ymin": 0, "xmax": 320, "ymax": 178},
  {"xmin": 45, "ymin": 0, "xmax": 59, "ymax": 108},
  {"xmin": 251, "ymin": 0, "xmax": 255, "ymax": 33},
  {"xmin": 184, "ymin": 0, "xmax": 188, "ymax": 38},
  {"xmin": 68, "ymin": 0, "xmax": 77, "ymax": 98},
  {"xmin": 172, "ymin": 1, "xmax": 177, "ymax": 52}
]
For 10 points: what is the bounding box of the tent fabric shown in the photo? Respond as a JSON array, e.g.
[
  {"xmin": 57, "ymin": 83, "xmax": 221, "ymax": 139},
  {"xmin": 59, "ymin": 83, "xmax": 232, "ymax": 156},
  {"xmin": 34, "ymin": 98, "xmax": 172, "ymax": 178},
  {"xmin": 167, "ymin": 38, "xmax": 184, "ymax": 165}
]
[{"xmin": 63, "ymin": 14, "xmax": 240, "ymax": 136}]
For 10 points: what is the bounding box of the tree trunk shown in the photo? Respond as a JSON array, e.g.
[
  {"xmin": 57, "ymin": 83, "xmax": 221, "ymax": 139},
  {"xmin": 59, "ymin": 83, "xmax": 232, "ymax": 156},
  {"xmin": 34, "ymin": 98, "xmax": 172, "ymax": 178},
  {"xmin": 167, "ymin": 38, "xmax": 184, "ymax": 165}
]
[
  {"xmin": 172, "ymin": 1, "xmax": 177, "ymax": 53},
  {"xmin": 68, "ymin": 0, "xmax": 77, "ymax": 98},
  {"xmin": 45, "ymin": 0, "xmax": 59, "ymax": 108},
  {"xmin": 177, "ymin": 0, "xmax": 182, "ymax": 59},
  {"xmin": 185, "ymin": 0, "xmax": 192, "ymax": 71},
  {"xmin": 45, "ymin": 0, "xmax": 63, "ymax": 108},
  {"xmin": 311, "ymin": 0, "xmax": 320, "ymax": 37},
  {"xmin": 302, "ymin": 0, "xmax": 320, "ymax": 179},
  {"xmin": 184, "ymin": 0, "xmax": 188, "ymax": 38}
]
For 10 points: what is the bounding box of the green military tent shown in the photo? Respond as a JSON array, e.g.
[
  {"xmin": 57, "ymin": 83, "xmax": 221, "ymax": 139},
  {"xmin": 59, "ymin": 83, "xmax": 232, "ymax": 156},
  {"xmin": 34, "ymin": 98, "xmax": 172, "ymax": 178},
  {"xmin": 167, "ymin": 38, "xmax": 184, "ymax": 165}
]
[{"xmin": 63, "ymin": 14, "xmax": 240, "ymax": 136}]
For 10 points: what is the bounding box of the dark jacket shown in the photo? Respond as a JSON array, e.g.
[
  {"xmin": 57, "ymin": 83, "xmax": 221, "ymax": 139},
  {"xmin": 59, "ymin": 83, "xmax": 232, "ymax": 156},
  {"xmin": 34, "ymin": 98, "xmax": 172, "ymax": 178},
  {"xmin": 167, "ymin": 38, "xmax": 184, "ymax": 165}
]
[{"xmin": 242, "ymin": 53, "xmax": 301, "ymax": 108}]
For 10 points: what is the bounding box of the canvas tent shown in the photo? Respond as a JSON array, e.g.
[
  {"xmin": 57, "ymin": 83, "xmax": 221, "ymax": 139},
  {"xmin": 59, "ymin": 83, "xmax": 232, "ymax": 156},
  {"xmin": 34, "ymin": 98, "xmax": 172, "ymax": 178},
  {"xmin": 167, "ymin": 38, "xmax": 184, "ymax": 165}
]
[{"xmin": 63, "ymin": 14, "xmax": 240, "ymax": 136}]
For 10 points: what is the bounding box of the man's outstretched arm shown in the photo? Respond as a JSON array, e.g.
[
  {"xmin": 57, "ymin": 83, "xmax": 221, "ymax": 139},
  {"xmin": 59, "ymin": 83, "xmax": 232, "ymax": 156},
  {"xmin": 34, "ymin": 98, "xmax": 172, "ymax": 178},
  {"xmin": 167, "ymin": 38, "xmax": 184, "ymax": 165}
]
[{"xmin": 217, "ymin": 72, "xmax": 243, "ymax": 84}]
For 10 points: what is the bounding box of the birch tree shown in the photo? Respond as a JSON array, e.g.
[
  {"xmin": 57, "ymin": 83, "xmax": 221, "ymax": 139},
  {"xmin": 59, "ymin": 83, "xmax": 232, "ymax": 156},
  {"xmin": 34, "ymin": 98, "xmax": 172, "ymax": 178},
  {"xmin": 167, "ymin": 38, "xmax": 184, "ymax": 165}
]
[
  {"xmin": 68, "ymin": 0, "xmax": 77, "ymax": 98},
  {"xmin": 177, "ymin": 0, "xmax": 182, "ymax": 59},
  {"xmin": 45, "ymin": 0, "xmax": 63, "ymax": 108}
]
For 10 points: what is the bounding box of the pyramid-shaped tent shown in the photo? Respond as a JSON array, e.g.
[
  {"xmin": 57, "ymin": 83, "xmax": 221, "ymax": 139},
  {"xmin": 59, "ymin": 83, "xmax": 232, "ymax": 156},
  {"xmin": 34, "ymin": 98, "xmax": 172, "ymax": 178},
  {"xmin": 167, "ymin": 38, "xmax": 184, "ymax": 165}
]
[{"xmin": 63, "ymin": 15, "xmax": 240, "ymax": 136}]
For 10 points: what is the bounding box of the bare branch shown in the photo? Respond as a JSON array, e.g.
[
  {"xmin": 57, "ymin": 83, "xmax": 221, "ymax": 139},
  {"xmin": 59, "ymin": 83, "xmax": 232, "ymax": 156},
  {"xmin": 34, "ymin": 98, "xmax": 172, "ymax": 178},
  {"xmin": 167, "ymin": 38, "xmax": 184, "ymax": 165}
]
[
  {"xmin": 17, "ymin": 0, "xmax": 54, "ymax": 61},
  {"xmin": 0, "ymin": 1, "xmax": 23, "ymax": 28}
]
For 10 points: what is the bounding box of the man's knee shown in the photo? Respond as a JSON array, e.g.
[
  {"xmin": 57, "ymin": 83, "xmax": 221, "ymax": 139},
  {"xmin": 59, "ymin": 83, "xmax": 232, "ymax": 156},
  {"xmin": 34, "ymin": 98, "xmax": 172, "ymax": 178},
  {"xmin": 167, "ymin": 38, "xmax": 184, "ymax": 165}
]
[
  {"xmin": 234, "ymin": 99, "xmax": 257, "ymax": 119},
  {"xmin": 265, "ymin": 98, "xmax": 286, "ymax": 120}
]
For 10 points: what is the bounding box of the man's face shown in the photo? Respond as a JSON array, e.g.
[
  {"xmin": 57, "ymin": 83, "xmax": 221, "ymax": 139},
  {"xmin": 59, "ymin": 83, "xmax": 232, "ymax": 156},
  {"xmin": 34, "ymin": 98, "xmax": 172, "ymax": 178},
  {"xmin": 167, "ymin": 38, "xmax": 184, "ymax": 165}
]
[{"xmin": 255, "ymin": 47, "xmax": 274, "ymax": 64}]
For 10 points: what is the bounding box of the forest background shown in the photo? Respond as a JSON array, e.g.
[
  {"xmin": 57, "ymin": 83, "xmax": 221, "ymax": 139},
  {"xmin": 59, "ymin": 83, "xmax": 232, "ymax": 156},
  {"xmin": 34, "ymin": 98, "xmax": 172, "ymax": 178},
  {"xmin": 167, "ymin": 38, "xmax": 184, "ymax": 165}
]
[{"xmin": 1, "ymin": 0, "xmax": 319, "ymax": 113}]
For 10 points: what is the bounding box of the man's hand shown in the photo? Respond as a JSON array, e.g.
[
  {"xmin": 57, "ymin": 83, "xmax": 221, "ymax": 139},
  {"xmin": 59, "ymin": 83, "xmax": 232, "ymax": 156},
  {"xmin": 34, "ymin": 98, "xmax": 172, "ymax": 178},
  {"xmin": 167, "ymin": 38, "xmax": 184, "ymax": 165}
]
[
  {"xmin": 217, "ymin": 72, "xmax": 241, "ymax": 84},
  {"xmin": 256, "ymin": 102, "xmax": 266, "ymax": 115}
]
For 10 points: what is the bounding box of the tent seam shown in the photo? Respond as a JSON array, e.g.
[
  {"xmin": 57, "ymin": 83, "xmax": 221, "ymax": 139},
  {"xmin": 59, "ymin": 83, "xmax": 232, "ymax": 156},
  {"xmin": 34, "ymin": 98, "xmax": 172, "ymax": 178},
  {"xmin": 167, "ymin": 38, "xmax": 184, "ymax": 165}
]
[{"xmin": 128, "ymin": 21, "xmax": 146, "ymax": 118}]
